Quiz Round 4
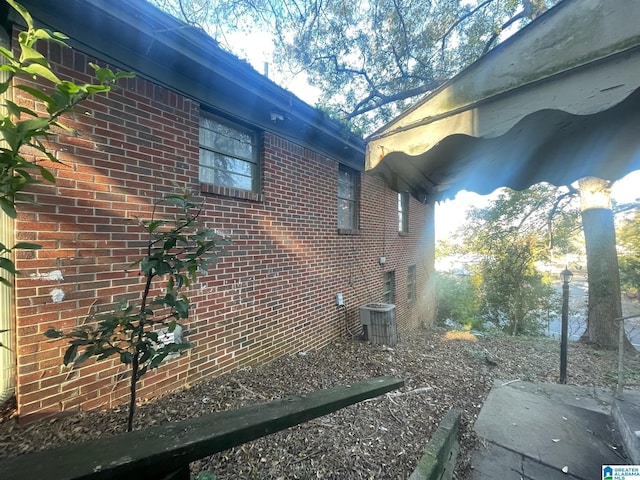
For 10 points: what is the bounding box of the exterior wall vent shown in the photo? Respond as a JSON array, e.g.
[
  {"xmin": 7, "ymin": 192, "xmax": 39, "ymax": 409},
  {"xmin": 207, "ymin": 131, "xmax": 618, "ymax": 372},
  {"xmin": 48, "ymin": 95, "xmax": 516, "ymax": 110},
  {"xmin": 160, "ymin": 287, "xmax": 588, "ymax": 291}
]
[{"xmin": 359, "ymin": 303, "xmax": 397, "ymax": 347}]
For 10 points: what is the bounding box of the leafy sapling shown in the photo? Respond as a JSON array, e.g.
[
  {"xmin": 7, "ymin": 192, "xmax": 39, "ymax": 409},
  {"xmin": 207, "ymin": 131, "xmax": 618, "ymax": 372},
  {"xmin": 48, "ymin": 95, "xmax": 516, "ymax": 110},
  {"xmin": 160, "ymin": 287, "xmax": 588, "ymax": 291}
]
[{"xmin": 46, "ymin": 189, "xmax": 228, "ymax": 431}]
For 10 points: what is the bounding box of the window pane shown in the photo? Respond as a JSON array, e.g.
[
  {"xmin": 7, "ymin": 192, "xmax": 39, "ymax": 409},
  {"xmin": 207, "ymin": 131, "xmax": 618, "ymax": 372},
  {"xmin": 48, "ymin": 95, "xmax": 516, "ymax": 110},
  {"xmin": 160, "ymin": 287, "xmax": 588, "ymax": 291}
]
[
  {"xmin": 338, "ymin": 198, "xmax": 355, "ymax": 229},
  {"xmin": 201, "ymin": 118, "xmax": 253, "ymax": 153},
  {"xmin": 383, "ymin": 271, "xmax": 395, "ymax": 303},
  {"xmin": 200, "ymin": 165, "xmax": 254, "ymax": 190},
  {"xmin": 199, "ymin": 114, "xmax": 258, "ymax": 192},
  {"xmin": 338, "ymin": 211, "xmax": 352, "ymax": 229},
  {"xmin": 199, "ymin": 164, "xmax": 216, "ymax": 184},
  {"xmin": 201, "ymin": 127, "xmax": 253, "ymax": 161},
  {"xmin": 200, "ymin": 150, "xmax": 253, "ymax": 177},
  {"xmin": 338, "ymin": 169, "xmax": 353, "ymax": 184},
  {"xmin": 338, "ymin": 181, "xmax": 355, "ymax": 200},
  {"xmin": 200, "ymin": 148, "xmax": 216, "ymax": 168},
  {"xmin": 398, "ymin": 192, "xmax": 408, "ymax": 232},
  {"xmin": 214, "ymin": 155, "xmax": 253, "ymax": 177},
  {"xmin": 337, "ymin": 166, "xmax": 358, "ymax": 230},
  {"xmin": 224, "ymin": 172, "xmax": 253, "ymax": 191},
  {"xmin": 199, "ymin": 152, "xmax": 256, "ymax": 190}
]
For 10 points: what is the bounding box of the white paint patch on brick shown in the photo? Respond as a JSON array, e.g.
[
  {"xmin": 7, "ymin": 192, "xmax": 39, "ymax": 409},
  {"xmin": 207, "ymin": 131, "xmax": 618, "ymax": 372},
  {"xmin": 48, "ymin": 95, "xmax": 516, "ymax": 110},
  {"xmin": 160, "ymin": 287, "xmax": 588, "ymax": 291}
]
[
  {"xmin": 30, "ymin": 270, "xmax": 64, "ymax": 281},
  {"xmin": 50, "ymin": 288, "xmax": 65, "ymax": 303}
]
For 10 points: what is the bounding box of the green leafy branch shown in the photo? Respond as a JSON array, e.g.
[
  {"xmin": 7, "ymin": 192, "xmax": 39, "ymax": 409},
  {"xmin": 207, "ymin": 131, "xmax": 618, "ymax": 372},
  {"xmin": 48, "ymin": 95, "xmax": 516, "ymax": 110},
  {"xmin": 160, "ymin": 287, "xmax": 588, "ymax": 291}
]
[
  {"xmin": 0, "ymin": 0, "xmax": 133, "ymax": 284},
  {"xmin": 45, "ymin": 189, "xmax": 229, "ymax": 431},
  {"xmin": 0, "ymin": 240, "xmax": 39, "ymax": 287}
]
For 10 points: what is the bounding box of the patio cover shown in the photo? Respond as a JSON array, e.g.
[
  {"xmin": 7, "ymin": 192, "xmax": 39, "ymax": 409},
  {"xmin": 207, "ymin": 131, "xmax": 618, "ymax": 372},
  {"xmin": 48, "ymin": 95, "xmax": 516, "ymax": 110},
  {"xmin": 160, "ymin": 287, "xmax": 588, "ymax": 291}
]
[{"xmin": 366, "ymin": 0, "xmax": 640, "ymax": 200}]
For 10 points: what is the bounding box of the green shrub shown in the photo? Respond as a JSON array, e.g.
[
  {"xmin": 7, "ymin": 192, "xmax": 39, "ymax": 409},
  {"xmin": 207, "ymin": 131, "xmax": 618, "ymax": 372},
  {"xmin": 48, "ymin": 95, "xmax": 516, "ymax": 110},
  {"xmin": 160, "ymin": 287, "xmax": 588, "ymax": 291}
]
[{"xmin": 435, "ymin": 272, "xmax": 481, "ymax": 329}]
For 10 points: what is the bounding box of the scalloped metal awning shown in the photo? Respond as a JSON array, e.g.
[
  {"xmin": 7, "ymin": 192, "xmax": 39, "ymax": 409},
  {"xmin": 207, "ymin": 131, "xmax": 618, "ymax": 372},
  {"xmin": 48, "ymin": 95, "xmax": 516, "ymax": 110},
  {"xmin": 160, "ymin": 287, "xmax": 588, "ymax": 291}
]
[{"xmin": 366, "ymin": 0, "xmax": 640, "ymax": 200}]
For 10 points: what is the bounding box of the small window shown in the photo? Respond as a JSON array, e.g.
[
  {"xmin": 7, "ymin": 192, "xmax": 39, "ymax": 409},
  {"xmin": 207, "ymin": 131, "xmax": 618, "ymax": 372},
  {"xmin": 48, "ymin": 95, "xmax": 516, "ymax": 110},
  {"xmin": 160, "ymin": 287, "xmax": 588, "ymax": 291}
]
[
  {"xmin": 199, "ymin": 113, "xmax": 259, "ymax": 192},
  {"xmin": 382, "ymin": 271, "xmax": 395, "ymax": 303},
  {"xmin": 407, "ymin": 265, "xmax": 416, "ymax": 303},
  {"xmin": 398, "ymin": 191, "xmax": 409, "ymax": 233},
  {"xmin": 338, "ymin": 165, "xmax": 359, "ymax": 230}
]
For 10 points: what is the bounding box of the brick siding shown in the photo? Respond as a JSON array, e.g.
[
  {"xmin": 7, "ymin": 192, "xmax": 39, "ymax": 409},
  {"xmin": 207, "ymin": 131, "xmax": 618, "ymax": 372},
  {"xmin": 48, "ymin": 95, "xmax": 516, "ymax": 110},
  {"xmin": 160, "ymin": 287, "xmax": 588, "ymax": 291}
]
[{"xmin": 10, "ymin": 29, "xmax": 435, "ymax": 420}]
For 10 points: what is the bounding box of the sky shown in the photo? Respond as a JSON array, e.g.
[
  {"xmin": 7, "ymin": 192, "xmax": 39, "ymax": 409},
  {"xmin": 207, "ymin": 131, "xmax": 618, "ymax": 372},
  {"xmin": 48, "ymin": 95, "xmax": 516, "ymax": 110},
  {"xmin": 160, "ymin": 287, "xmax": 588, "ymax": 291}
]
[{"xmin": 224, "ymin": 31, "xmax": 321, "ymax": 104}]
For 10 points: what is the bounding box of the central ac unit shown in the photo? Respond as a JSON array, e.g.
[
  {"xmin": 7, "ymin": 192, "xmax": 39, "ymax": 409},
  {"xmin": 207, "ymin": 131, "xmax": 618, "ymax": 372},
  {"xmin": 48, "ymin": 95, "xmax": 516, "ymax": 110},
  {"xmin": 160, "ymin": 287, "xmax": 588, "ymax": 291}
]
[{"xmin": 359, "ymin": 303, "xmax": 397, "ymax": 347}]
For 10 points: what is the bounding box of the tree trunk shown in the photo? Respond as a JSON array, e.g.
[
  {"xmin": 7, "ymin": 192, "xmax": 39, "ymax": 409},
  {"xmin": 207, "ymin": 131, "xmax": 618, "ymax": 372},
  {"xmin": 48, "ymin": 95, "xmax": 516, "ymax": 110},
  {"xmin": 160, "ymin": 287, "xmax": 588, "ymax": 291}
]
[{"xmin": 578, "ymin": 177, "xmax": 624, "ymax": 349}]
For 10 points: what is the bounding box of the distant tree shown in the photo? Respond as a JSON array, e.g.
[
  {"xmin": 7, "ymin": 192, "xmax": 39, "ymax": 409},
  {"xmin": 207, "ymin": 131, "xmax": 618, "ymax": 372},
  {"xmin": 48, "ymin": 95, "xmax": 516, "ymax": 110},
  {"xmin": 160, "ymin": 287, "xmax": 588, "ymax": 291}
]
[
  {"xmin": 617, "ymin": 208, "xmax": 640, "ymax": 299},
  {"xmin": 476, "ymin": 235, "xmax": 556, "ymax": 335},
  {"xmin": 619, "ymin": 257, "xmax": 640, "ymax": 300},
  {"xmin": 435, "ymin": 238, "xmax": 464, "ymax": 258},
  {"xmin": 616, "ymin": 204, "xmax": 640, "ymax": 298},
  {"xmin": 464, "ymin": 184, "xmax": 580, "ymax": 261},
  {"xmin": 455, "ymin": 178, "xmax": 633, "ymax": 347},
  {"xmin": 461, "ymin": 184, "xmax": 576, "ymax": 335},
  {"xmin": 151, "ymin": 0, "xmax": 559, "ymax": 132}
]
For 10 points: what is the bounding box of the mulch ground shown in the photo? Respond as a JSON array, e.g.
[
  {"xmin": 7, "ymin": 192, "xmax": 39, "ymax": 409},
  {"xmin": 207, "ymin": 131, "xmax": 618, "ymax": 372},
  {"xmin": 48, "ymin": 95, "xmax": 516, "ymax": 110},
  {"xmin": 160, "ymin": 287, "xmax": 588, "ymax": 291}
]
[{"xmin": 2, "ymin": 327, "xmax": 639, "ymax": 479}]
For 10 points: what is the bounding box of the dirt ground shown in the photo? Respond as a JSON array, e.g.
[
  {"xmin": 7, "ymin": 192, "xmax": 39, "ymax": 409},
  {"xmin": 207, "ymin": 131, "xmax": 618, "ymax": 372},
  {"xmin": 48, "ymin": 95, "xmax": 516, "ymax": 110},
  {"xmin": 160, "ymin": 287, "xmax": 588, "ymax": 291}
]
[{"xmin": 1, "ymin": 327, "xmax": 639, "ymax": 479}]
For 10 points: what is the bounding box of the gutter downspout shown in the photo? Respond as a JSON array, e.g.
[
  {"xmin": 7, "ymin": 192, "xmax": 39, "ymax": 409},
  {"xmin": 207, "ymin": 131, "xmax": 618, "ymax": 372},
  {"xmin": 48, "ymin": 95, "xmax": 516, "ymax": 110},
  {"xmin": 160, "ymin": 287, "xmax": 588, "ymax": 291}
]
[
  {"xmin": 0, "ymin": 215, "xmax": 14, "ymax": 405},
  {"xmin": 0, "ymin": 25, "xmax": 16, "ymax": 405}
]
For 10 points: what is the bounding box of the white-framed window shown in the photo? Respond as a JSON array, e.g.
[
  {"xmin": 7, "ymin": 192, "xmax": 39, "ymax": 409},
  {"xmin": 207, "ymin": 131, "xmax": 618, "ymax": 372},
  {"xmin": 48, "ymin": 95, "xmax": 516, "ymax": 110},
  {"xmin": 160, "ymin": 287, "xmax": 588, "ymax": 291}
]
[
  {"xmin": 199, "ymin": 113, "xmax": 259, "ymax": 192},
  {"xmin": 398, "ymin": 191, "xmax": 409, "ymax": 233},
  {"xmin": 407, "ymin": 265, "xmax": 416, "ymax": 303},
  {"xmin": 338, "ymin": 165, "xmax": 359, "ymax": 230}
]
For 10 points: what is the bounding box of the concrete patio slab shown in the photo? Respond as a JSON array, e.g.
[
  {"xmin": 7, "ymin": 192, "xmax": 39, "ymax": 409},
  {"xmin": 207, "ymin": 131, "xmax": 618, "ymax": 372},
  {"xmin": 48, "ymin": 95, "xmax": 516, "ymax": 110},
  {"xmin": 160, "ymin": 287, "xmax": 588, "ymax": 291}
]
[{"xmin": 471, "ymin": 380, "xmax": 625, "ymax": 480}]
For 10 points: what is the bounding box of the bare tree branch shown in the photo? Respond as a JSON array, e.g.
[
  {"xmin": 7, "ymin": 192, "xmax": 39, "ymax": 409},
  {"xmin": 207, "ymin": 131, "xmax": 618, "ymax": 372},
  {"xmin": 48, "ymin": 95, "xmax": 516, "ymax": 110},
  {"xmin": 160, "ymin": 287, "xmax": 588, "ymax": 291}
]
[
  {"xmin": 482, "ymin": 9, "xmax": 527, "ymax": 55},
  {"xmin": 546, "ymin": 185, "xmax": 578, "ymax": 250},
  {"xmin": 345, "ymin": 81, "xmax": 443, "ymax": 120},
  {"xmin": 439, "ymin": 0, "xmax": 496, "ymax": 59}
]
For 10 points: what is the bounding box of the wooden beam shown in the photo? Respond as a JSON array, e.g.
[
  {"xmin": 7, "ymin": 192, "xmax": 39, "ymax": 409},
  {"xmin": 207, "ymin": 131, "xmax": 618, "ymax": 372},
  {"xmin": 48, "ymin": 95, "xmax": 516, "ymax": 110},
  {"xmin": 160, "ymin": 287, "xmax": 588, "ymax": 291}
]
[{"xmin": 0, "ymin": 376, "xmax": 404, "ymax": 480}]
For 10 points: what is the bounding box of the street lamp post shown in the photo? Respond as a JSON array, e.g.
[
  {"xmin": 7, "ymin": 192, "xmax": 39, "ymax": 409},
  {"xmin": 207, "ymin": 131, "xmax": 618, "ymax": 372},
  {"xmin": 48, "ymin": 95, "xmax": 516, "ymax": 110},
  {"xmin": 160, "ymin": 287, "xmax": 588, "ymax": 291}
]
[{"xmin": 560, "ymin": 267, "xmax": 573, "ymax": 384}]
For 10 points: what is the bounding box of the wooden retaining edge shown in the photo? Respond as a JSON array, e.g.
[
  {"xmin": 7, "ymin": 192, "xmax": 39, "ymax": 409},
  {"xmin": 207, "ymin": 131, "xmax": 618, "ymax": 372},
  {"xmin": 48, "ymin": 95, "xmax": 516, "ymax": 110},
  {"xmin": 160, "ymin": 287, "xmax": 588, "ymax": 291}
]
[
  {"xmin": 0, "ymin": 376, "xmax": 404, "ymax": 480},
  {"xmin": 409, "ymin": 409, "xmax": 461, "ymax": 480}
]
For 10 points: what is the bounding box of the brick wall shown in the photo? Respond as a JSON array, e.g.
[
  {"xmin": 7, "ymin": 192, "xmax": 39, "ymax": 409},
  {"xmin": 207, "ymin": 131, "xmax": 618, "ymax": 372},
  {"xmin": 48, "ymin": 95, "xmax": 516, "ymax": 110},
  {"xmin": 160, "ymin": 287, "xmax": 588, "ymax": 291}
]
[{"xmin": 10, "ymin": 29, "xmax": 434, "ymax": 420}]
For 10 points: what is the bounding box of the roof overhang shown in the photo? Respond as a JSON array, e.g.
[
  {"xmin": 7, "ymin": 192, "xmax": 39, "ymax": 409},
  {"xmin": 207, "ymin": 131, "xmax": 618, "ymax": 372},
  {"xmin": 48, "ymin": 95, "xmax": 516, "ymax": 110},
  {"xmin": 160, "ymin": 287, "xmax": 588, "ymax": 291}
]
[
  {"xmin": 366, "ymin": 0, "xmax": 640, "ymax": 200},
  {"xmin": 11, "ymin": 0, "xmax": 366, "ymax": 170}
]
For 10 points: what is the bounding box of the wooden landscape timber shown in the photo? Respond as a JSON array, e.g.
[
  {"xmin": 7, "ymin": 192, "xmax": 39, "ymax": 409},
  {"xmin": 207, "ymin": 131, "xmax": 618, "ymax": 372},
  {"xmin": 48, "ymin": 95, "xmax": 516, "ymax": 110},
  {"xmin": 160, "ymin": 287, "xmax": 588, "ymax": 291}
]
[{"xmin": 0, "ymin": 376, "xmax": 404, "ymax": 480}]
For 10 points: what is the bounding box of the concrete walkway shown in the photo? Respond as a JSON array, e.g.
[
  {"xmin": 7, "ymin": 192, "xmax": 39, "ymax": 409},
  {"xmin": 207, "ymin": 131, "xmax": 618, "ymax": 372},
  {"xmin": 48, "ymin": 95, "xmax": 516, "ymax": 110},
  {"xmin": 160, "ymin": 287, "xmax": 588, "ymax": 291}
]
[{"xmin": 470, "ymin": 380, "xmax": 634, "ymax": 480}]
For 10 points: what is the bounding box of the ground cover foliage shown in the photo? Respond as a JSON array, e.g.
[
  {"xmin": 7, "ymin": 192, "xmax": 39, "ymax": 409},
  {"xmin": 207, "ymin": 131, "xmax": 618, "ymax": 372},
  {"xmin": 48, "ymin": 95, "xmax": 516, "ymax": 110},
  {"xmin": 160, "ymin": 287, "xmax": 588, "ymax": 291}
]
[{"xmin": 2, "ymin": 327, "xmax": 639, "ymax": 479}]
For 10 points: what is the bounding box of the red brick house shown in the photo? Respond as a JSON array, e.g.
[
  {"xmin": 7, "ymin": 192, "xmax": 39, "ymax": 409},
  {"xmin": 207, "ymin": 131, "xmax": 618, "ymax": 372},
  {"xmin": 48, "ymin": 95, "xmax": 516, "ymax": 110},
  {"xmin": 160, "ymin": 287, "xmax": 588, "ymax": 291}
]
[{"xmin": 0, "ymin": 0, "xmax": 435, "ymax": 420}]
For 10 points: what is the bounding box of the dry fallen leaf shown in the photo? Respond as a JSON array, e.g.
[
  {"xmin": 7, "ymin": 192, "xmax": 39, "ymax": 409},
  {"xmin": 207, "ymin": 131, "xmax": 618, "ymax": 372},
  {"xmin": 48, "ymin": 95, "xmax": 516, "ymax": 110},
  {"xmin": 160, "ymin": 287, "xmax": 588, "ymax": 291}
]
[{"xmin": 2, "ymin": 327, "xmax": 640, "ymax": 480}]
